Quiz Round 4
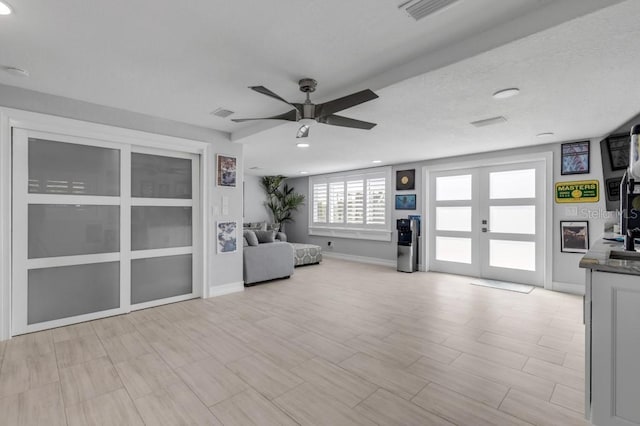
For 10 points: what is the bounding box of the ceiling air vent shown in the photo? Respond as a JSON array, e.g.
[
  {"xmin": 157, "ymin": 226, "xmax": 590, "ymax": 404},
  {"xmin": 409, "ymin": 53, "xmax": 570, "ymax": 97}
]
[
  {"xmin": 399, "ymin": 0, "xmax": 459, "ymax": 21},
  {"xmin": 211, "ymin": 108, "xmax": 234, "ymax": 118},
  {"xmin": 470, "ymin": 116, "xmax": 508, "ymax": 128}
]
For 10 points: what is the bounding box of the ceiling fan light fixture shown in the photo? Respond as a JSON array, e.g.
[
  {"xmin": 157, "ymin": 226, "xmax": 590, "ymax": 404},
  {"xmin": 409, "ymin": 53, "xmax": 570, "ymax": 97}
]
[
  {"xmin": 299, "ymin": 118, "xmax": 316, "ymax": 126},
  {"xmin": 492, "ymin": 88, "xmax": 520, "ymax": 99},
  {"xmin": 0, "ymin": 1, "xmax": 13, "ymax": 15}
]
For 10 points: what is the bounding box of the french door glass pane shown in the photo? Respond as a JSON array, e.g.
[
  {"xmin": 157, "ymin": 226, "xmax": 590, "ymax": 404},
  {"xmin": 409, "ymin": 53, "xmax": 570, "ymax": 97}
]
[
  {"xmin": 489, "ymin": 205, "xmax": 536, "ymax": 235},
  {"xmin": 436, "ymin": 236, "xmax": 472, "ymax": 264},
  {"xmin": 489, "ymin": 240, "xmax": 536, "ymax": 271},
  {"xmin": 490, "ymin": 169, "xmax": 535, "ymax": 199},
  {"xmin": 436, "ymin": 207, "xmax": 472, "ymax": 232},
  {"xmin": 27, "ymin": 262, "xmax": 120, "ymax": 324},
  {"xmin": 28, "ymin": 138, "xmax": 120, "ymax": 195},
  {"xmin": 131, "ymin": 254, "xmax": 192, "ymax": 304},
  {"xmin": 131, "ymin": 153, "xmax": 191, "ymax": 199},
  {"xmin": 436, "ymin": 175, "xmax": 472, "ymax": 201},
  {"xmin": 28, "ymin": 205, "xmax": 120, "ymax": 258},
  {"xmin": 131, "ymin": 206, "xmax": 192, "ymax": 250}
]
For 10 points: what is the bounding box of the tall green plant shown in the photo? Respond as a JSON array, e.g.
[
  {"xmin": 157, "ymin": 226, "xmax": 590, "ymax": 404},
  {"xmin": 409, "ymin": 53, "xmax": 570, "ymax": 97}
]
[{"xmin": 260, "ymin": 175, "xmax": 305, "ymax": 231}]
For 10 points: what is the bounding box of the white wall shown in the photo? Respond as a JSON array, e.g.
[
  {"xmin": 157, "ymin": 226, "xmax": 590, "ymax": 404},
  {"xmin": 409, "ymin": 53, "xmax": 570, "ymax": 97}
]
[
  {"xmin": 243, "ymin": 174, "xmax": 270, "ymax": 223},
  {"xmin": 0, "ymin": 84, "xmax": 244, "ymax": 340},
  {"xmin": 287, "ymin": 139, "xmax": 610, "ymax": 293}
]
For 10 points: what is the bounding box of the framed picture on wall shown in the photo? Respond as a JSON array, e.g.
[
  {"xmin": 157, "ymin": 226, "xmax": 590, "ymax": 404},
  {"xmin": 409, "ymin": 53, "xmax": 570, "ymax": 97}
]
[
  {"xmin": 396, "ymin": 169, "xmax": 415, "ymax": 190},
  {"xmin": 560, "ymin": 221, "xmax": 589, "ymax": 253},
  {"xmin": 395, "ymin": 194, "xmax": 416, "ymax": 210},
  {"xmin": 606, "ymin": 134, "xmax": 630, "ymax": 171},
  {"xmin": 217, "ymin": 154, "xmax": 237, "ymax": 187},
  {"xmin": 561, "ymin": 141, "xmax": 590, "ymax": 175},
  {"xmin": 217, "ymin": 221, "xmax": 237, "ymax": 254}
]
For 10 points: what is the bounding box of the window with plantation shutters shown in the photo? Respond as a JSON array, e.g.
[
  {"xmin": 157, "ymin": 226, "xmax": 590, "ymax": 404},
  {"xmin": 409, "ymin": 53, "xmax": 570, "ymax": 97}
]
[
  {"xmin": 309, "ymin": 167, "xmax": 391, "ymax": 241},
  {"xmin": 312, "ymin": 183, "xmax": 327, "ymax": 223}
]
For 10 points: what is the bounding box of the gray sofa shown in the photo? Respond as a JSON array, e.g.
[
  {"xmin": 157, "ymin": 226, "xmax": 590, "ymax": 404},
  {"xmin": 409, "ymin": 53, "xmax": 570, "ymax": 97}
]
[{"xmin": 243, "ymin": 229, "xmax": 294, "ymax": 285}]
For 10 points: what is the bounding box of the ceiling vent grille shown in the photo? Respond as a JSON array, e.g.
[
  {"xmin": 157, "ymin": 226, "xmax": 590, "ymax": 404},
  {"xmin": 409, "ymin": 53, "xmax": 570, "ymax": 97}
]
[
  {"xmin": 211, "ymin": 108, "xmax": 234, "ymax": 118},
  {"xmin": 400, "ymin": 0, "xmax": 459, "ymax": 21},
  {"xmin": 470, "ymin": 116, "xmax": 507, "ymax": 128}
]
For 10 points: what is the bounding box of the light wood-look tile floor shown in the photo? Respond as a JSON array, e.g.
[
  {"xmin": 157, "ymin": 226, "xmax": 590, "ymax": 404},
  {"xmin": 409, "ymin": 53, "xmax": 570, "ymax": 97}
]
[{"xmin": 0, "ymin": 258, "xmax": 590, "ymax": 425}]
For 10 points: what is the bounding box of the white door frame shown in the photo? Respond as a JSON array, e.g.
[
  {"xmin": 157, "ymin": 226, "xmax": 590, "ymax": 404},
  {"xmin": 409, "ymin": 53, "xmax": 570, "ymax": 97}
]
[
  {"xmin": 0, "ymin": 107, "xmax": 211, "ymax": 340},
  {"xmin": 422, "ymin": 151, "xmax": 553, "ymax": 289}
]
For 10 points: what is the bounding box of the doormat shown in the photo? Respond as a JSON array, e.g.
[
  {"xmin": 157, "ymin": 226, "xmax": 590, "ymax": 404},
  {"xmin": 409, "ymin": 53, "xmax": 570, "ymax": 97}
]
[{"xmin": 470, "ymin": 279, "xmax": 534, "ymax": 294}]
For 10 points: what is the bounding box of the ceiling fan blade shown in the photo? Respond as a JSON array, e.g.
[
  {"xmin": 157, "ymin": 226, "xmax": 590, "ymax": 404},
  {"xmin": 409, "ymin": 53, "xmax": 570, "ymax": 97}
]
[
  {"xmin": 250, "ymin": 86, "xmax": 296, "ymax": 108},
  {"xmin": 317, "ymin": 114, "xmax": 377, "ymax": 130},
  {"xmin": 231, "ymin": 109, "xmax": 299, "ymax": 123},
  {"xmin": 296, "ymin": 125, "xmax": 310, "ymax": 138},
  {"xmin": 316, "ymin": 89, "xmax": 378, "ymax": 117}
]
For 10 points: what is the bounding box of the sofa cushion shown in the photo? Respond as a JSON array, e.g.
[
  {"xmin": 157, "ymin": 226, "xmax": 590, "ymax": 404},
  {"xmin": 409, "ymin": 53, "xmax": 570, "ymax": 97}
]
[
  {"xmin": 243, "ymin": 236, "xmax": 249, "ymax": 247},
  {"xmin": 243, "ymin": 230, "xmax": 259, "ymax": 246},
  {"xmin": 254, "ymin": 230, "xmax": 276, "ymax": 243}
]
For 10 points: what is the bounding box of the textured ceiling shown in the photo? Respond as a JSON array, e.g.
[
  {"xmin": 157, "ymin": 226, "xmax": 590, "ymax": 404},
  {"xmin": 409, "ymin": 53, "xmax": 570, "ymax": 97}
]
[{"xmin": 0, "ymin": 0, "xmax": 632, "ymax": 176}]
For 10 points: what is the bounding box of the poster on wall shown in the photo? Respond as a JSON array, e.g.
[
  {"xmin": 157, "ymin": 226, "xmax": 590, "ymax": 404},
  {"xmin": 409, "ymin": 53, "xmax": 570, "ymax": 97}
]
[
  {"xmin": 555, "ymin": 180, "xmax": 599, "ymax": 203},
  {"xmin": 217, "ymin": 154, "xmax": 237, "ymax": 187},
  {"xmin": 561, "ymin": 141, "xmax": 590, "ymax": 175},
  {"xmin": 395, "ymin": 194, "xmax": 416, "ymax": 210},
  {"xmin": 560, "ymin": 221, "xmax": 589, "ymax": 253},
  {"xmin": 217, "ymin": 221, "xmax": 237, "ymax": 254}
]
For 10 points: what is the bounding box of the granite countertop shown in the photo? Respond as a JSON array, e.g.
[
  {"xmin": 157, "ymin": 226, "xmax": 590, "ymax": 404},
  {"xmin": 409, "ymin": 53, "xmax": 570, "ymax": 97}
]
[{"xmin": 579, "ymin": 236, "xmax": 640, "ymax": 275}]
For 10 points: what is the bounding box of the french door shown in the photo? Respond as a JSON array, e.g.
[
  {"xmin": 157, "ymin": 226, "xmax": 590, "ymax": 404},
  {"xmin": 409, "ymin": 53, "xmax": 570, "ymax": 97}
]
[
  {"xmin": 11, "ymin": 128, "xmax": 200, "ymax": 335},
  {"xmin": 428, "ymin": 161, "xmax": 545, "ymax": 286}
]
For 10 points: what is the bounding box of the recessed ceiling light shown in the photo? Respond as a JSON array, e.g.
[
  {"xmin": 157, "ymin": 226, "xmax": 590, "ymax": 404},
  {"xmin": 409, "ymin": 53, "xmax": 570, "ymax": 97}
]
[
  {"xmin": 492, "ymin": 88, "xmax": 520, "ymax": 99},
  {"xmin": 372, "ymin": 160, "xmax": 382, "ymax": 164},
  {"xmin": 0, "ymin": 2, "xmax": 13, "ymax": 15},
  {"xmin": 3, "ymin": 66, "xmax": 29, "ymax": 77},
  {"xmin": 296, "ymin": 143, "xmax": 310, "ymax": 148},
  {"xmin": 536, "ymin": 132, "xmax": 554, "ymax": 138},
  {"xmin": 299, "ymin": 171, "xmax": 309, "ymax": 175}
]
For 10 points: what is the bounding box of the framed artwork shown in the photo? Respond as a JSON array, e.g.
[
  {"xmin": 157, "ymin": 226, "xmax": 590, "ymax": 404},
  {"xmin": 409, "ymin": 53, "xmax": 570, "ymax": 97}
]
[
  {"xmin": 606, "ymin": 134, "xmax": 630, "ymax": 171},
  {"xmin": 396, "ymin": 169, "xmax": 415, "ymax": 190},
  {"xmin": 395, "ymin": 194, "xmax": 416, "ymax": 210},
  {"xmin": 217, "ymin": 221, "xmax": 237, "ymax": 254},
  {"xmin": 560, "ymin": 221, "xmax": 589, "ymax": 253},
  {"xmin": 217, "ymin": 154, "xmax": 237, "ymax": 187},
  {"xmin": 561, "ymin": 141, "xmax": 590, "ymax": 175}
]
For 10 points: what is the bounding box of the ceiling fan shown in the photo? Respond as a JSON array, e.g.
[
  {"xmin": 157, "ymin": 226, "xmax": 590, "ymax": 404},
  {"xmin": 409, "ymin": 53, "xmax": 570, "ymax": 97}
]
[{"xmin": 232, "ymin": 78, "xmax": 378, "ymax": 138}]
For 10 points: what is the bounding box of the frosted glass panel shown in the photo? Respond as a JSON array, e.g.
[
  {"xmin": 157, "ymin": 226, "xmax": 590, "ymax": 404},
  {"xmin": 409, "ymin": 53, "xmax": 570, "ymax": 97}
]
[
  {"xmin": 28, "ymin": 262, "xmax": 119, "ymax": 324},
  {"xmin": 28, "ymin": 138, "xmax": 120, "ymax": 195},
  {"xmin": 28, "ymin": 205, "xmax": 119, "ymax": 258},
  {"xmin": 131, "ymin": 254, "xmax": 192, "ymax": 304},
  {"xmin": 131, "ymin": 153, "xmax": 191, "ymax": 199},
  {"xmin": 490, "ymin": 205, "xmax": 536, "ymax": 235},
  {"xmin": 436, "ymin": 207, "xmax": 472, "ymax": 232},
  {"xmin": 436, "ymin": 237, "xmax": 472, "ymax": 264},
  {"xmin": 490, "ymin": 240, "xmax": 536, "ymax": 271},
  {"xmin": 436, "ymin": 175, "xmax": 472, "ymax": 201},
  {"xmin": 131, "ymin": 207, "xmax": 192, "ymax": 250},
  {"xmin": 490, "ymin": 169, "xmax": 535, "ymax": 199}
]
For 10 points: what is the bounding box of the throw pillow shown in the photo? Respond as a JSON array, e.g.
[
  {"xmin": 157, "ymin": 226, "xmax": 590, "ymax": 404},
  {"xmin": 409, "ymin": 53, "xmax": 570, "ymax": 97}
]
[
  {"xmin": 275, "ymin": 232, "xmax": 287, "ymax": 242},
  {"xmin": 254, "ymin": 230, "xmax": 276, "ymax": 243},
  {"xmin": 243, "ymin": 236, "xmax": 249, "ymax": 247},
  {"xmin": 243, "ymin": 230, "xmax": 259, "ymax": 246}
]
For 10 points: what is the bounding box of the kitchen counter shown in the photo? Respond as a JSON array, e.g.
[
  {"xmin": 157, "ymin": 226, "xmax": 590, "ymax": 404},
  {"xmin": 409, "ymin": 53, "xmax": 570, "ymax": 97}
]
[{"xmin": 579, "ymin": 236, "xmax": 640, "ymax": 275}]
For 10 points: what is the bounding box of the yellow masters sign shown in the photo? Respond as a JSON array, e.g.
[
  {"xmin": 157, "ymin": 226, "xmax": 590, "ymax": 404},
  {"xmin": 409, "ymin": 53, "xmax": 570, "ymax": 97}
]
[{"xmin": 555, "ymin": 180, "xmax": 599, "ymax": 203}]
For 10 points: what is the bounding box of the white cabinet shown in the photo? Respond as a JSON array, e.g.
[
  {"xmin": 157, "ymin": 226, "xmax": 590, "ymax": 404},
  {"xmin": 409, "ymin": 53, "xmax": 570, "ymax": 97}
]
[{"xmin": 589, "ymin": 270, "xmax": 640, "ymax": 426}]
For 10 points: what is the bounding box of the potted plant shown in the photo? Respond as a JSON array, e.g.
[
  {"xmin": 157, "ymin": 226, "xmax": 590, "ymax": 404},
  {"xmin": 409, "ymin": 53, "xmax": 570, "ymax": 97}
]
[{"xmin": 260, "ymin": 175, "xmax": 305, "ymax": 232}]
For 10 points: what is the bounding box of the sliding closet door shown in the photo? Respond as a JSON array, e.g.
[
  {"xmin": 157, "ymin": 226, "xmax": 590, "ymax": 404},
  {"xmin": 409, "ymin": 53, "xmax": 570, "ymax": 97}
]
[
  {"xmin": 130, "ymin": 148, "xmax": 201, "ymax": 309},
  {"xmin": 12, "ymin": 130, "xmax": 201, "ymax": 335},
  {"xmin": 12, "ymin": 129, "xmax": 128, "ymax": 334}
]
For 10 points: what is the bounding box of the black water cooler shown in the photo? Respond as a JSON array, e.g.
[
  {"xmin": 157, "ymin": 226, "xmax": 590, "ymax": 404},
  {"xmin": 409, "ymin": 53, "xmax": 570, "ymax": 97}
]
[{"xmin": 397, "ymin": 219, "xmax": 418, "ymax": 272}]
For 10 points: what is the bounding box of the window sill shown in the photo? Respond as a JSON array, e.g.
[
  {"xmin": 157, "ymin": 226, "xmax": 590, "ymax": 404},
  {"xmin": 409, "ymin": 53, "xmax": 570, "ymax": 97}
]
[{"xmin": 308, "ymin": 226, "xmax": 392, "ymax": 242}]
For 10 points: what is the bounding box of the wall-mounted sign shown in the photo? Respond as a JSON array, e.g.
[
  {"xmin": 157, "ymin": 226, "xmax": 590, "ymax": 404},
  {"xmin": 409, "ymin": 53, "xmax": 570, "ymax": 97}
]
[{"xmin": 555, "ymin": 180, "xmax": 599, "ymax": 203}]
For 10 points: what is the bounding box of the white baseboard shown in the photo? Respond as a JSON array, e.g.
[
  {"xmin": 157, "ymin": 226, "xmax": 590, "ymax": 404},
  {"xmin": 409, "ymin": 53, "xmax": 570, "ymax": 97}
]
[
  {"xmin": 208, "ymin": 281, "xmax": 244, "ymax": 298},
  {"xmin": 323, "ymin": 251, "xmax": 396, "ymax": 268},
  {"xmin": 552, "ymin": 281, "xmax": 585, "ymax": 295}
]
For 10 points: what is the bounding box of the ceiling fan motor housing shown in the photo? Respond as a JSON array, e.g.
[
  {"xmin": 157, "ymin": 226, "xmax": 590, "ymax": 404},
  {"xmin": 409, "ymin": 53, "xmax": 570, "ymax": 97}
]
[{"xmin": 298, "ymin": 78, "xmax": 317, "ymax": 93}]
